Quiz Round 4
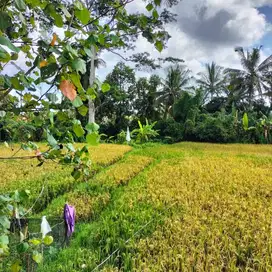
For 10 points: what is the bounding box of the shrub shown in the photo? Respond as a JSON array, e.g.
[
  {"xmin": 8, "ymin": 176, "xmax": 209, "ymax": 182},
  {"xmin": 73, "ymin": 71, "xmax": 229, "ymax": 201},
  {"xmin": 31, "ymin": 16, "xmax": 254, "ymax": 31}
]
[
  {"xmin": 173, "ymin": 91, "xmax": 201, "ymax": 123},
  {"xmin": 99, "ymin": 123, "xmax": 120, "ymax": 138},
  {"xmin": 192, "ymin": 113, "xmax": 237, "ymax": 143},
  {"xmin": 155, "ymin": 118, "xmax": 183, "ymax": 143},
  {"xmin": 116, "ymin": 130, "xmax": 127, "ymax": 144}
]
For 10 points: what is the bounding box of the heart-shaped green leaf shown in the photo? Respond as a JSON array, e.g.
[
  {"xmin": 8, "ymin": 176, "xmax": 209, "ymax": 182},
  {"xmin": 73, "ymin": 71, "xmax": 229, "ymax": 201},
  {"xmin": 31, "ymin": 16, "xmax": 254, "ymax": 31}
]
[
  {"xmin": 32, "ymin": 252, "xmax": 43, "ymax": 264},
  {"xmin": 43, "ymin": 235, "xmax": 54, "ymax": 246}
]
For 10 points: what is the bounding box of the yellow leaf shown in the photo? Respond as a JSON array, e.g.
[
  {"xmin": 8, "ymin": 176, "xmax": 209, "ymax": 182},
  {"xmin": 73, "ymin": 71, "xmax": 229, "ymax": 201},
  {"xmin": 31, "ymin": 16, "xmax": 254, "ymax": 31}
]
[
  {"xmin": 11, "ymin": 261, "xmax": 21, "ymax": 272},
  {"xmin": 29, "ymin": 238, "xmax": 42, "ymax": 246},
  {"xmin": 32, "ymin": 252, "xmax": 43, "ymax": 264},
  {"xmin": 59, "ymin": 80, "xmax": 77, "ymax": 101},
  {"xmin": 43, "ymin": 235, "xmax": 54, "ymax": 246},
  {"xmin": 50, "ymin": 33, "xmax": 58, "ymax": 46},
  {"xmin": 40, "ymin": 60, "xmax": 48, "ymax": 68}
]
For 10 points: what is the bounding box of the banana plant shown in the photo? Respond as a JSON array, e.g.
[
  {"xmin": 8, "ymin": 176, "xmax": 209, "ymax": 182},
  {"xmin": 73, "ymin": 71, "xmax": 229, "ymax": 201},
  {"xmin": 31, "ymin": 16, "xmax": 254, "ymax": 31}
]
[
  {"xmin": 242, "ymin": 113, "xmax": 256, "ymax": 131},
  {"xmin": 242, "ymin": 112, "xmax": 272, "ymax": 142},
  {"xmin": 132, "ymin": 119, "xmax": 159, "ymax": 143},
  {"xmin": 258, "ymin": 113, "xmax": 272, "ymax": 141}
]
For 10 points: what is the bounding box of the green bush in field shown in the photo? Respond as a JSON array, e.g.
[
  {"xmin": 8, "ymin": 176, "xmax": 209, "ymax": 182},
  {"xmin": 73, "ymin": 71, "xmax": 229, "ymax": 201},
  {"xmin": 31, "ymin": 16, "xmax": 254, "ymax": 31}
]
[
  {"xmin": 155, "ymin": 118, "xmax": 184, "ymax": 143},
  {"xmin": 116, "ymin": 130, "xmax": 127, "ymax": 144},
  {"xmin": 193, "ymin": 113, "xmax": 237, "ymax": 143}
]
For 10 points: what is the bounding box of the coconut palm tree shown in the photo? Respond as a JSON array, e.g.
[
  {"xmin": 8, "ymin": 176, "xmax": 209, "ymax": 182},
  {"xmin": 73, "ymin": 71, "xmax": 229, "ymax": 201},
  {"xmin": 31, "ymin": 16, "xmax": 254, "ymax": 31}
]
[
  {"xmin": 225, "ymin": 46, "xmax": 272, "ymax": 108},
  {"xmin": 197, "ymin": 62, "xmax": 226, "ymax": 101},
  {"xmin": 162, "ymin": 0, "xmax": 180, "ymax": 7},
  {"xmin": 156, "ymin": 65, "xmax": 191, "ymax": 119},
  {"xmin": 263, "ymin": 70, "xmax": 272, "ymax": 101}
]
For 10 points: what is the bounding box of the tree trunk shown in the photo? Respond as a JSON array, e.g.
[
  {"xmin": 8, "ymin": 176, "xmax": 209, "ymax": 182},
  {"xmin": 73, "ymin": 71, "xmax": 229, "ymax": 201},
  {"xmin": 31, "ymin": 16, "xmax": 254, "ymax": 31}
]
[
  {"xmin": 88, "ymin": 99, "xmax": 95, "ymax": 123},
  {"xmin": 163, "ymin": 104, "xmax": 168, "ymax": 120},
  {"xmin": 85, "ymin": 0, "xmax": 96, "ymax": 124},
  {"xmin": 88, "ymin": 45, "xmax": 96, "ymax": 124}
]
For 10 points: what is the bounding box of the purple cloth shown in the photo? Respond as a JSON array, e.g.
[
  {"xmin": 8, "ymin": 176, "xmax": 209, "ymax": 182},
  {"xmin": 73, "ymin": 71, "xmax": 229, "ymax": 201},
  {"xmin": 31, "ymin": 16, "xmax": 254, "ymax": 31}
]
[{"xmin": 63, "ymin": 204, "xmax": 75, "ymax": 237}]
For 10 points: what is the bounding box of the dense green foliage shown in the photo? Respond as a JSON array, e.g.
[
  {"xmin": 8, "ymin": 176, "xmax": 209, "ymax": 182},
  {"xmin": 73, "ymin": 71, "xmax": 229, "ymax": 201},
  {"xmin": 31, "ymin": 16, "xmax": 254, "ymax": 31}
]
[
  {"xmin": 93, "ymin": 47, "xmax": 271, "ymax": 144},
  {"xmin": 1, "ymin": 45, "xmax": 271, "ymax": 146},
  {"xmin": 8, "ymin": 47, "xmax": 267, "ymax": 145}
]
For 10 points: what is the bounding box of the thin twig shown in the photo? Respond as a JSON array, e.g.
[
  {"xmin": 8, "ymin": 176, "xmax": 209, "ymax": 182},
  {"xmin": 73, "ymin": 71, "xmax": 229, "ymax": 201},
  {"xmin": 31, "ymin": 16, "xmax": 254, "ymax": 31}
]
[
  {"xmin": 0, "ymin": 155, "xmax": 38, "ymax": 160},
  {"xmin": 84, "ymin": 0, "xmax": 134, "ymax": 28},
  {"xmin": 11, "ymin": 147, "xmax": 22, "ymax": 158},
  {"xmin": 63, "ymin": 10, "xmax": 75, "ymax": 43},
  {"xmin": 37, "ymin": 66, "xmax": 64, "ymax": 102},
  {"xmin": 22, "ymin": 185, "xmax": 46, "ymax": 217},
  {"xmin": 37, "ymin": 83, "xmax": 56, "ymax": 102},
  {"xmin": 106, "ymin": 48, "xmax": 129, "ymax": 61}
]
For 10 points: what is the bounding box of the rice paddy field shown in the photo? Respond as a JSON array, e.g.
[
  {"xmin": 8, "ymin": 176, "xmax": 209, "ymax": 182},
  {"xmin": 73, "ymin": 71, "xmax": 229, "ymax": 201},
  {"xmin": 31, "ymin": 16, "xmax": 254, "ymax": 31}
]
[{"xmin": 1, "ymin": 142, "xmax": 272, "ymax": 271}]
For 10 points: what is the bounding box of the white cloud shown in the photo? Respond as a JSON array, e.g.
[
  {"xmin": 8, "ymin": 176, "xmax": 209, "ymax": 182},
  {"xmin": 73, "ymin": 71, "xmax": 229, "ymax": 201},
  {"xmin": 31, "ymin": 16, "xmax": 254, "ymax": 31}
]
[
  {"xmin": 126, "ymin": 0, "xmax": 146, "ymax": 14},
  {"xmin": 176, "ymin": 0, "xmax": 267, "ymax": 46},
  {"xmin": 98, "ymin": 0, "xmax": 272, "ymax": 80},
  {"xmin": 3, "ymin": 0, "xmax": 271, "ymax": 83}
]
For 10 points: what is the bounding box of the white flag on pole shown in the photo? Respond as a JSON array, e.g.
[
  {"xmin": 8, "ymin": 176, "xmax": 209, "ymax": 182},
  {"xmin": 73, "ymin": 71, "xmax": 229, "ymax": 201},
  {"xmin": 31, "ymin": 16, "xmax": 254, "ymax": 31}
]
[
  {"xmin": 41, "ymin": 216, "xmax": 52, "ymax": 238},
  {"xmin": 126, "ymin": 126, "xmax": 131, "ymax": 142}
]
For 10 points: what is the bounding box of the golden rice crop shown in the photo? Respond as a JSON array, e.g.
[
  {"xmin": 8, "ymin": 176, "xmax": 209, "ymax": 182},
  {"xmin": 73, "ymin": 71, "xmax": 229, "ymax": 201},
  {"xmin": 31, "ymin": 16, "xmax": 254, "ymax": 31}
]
[
  {"xmin": 174, "ymin": 141, "xmax": 272, "ymax": 156},
  {"xmin": 40, "ymin": 155, "xmax": 152, "ymax": 220},
  {"xmin": 3, "ymin": 141, "xmax": 271, "ymax": 271},
  {"xmin": 35, "ymin": 143, "xmax": 272, "ymax": 272},
  {"xmin": 86, "ymin": 144, "xmax": 132, "ymax": 165},
  {"xmin": 0, "ymin": 143, "xmax": 131, "ymax": 192},
  {"xmin": 0, "ymin": 143, "xmax": 131, "ymax": 215},
  {"xmin": 40, "ymin": 191, "xmax": 111, "ymax": 221},
  {"xmin": 95, "ymin": 155, "xmax": 153, "ymax": 186},
  {"xmin": 131, "ymin": 152, "xmax": 272, "ymax": 271}
]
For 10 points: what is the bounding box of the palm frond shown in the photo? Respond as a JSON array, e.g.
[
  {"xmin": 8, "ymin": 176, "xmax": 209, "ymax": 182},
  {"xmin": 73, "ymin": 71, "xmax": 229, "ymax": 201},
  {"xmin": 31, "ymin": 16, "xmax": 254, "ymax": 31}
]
[
  {"xmin": 263, "ymin": 91, "xmax": 272, "ymax": 97},
  {"xmin": 235, "ymin": 47, "xmax": 252, "ymax": 73},
  {"xmin": 95, "ymin": 58, "xmax": 106, "ymax": 68},
  {"xmin": 250, "ymin": 48, "xmax": 261, "ymax": 71},
  {"xmin": 156, "ymin": 93, "xmax": 169, "ymax": 104},
  {"xmin": 198, "ymin": 62, "xmax": 225, "ymax": 98},
  {"xmin": 258, "ymin": 54, "xmax": 272, "ymax": 71},
  {"xmin": 224, "ymin": 68, "xmax": 246, "ymax": 78}
]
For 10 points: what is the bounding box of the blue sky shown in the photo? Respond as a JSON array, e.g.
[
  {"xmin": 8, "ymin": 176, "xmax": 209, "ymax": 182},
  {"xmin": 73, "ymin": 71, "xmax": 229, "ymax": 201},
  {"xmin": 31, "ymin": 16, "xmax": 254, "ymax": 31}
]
[
  {"xmin": 258, "ymin": 6, "xmax": 272, "ymax": 22},
  {"xmin": 258, "ymin": 6, "xmax": 272, "ymax": 50}
]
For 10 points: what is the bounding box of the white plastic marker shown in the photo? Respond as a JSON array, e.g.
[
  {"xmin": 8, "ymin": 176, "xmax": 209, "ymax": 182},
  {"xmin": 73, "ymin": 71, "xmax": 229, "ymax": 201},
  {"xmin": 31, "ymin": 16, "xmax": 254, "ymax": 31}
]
[
  {"xmin": 41, "ymin": 216, "xmax": 52, "ymax": 238},
  {"xmin": 126, "ymin": 126, "xmax": 131, "ymax": 142}
]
